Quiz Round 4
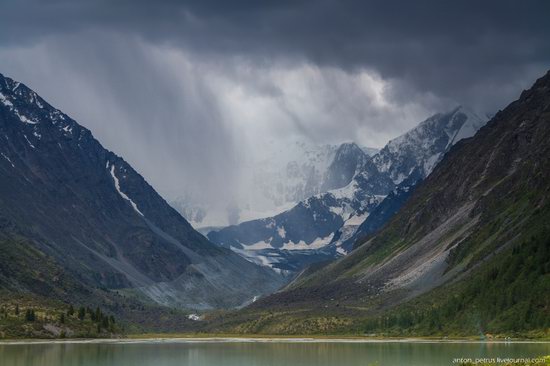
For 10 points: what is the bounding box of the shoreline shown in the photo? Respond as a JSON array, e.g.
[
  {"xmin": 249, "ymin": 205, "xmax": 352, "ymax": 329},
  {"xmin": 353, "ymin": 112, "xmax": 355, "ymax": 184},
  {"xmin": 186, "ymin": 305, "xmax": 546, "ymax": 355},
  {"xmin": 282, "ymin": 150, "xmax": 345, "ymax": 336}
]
[{"xmin": 1, "ymin": 336, "xmax": 549, "ymax": 345}]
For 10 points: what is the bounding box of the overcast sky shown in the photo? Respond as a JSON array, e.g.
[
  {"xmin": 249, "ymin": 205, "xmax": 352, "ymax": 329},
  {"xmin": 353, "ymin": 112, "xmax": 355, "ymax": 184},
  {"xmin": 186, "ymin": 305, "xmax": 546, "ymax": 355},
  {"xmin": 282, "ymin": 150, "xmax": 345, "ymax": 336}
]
[{"xmin": 0, "ymin": 0, "xmax": 549, "ymax": 207}]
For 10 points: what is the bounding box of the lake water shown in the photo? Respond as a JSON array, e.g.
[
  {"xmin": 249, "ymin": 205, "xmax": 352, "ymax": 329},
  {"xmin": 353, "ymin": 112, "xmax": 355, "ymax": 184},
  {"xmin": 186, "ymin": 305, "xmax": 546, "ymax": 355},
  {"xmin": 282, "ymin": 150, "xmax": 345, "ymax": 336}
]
[{"xmin": 0, "ymin": 339, "xmax": 548, "ymax": 366}]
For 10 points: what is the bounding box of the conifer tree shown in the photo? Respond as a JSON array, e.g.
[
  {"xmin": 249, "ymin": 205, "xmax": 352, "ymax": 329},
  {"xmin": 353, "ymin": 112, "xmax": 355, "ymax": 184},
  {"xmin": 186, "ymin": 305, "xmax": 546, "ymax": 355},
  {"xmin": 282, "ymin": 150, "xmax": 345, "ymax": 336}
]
[
  {"xmin": 25, "ymin": 308, "xmax": 35, "ymax": 322},
  {"xmin": 78, "ymin": 306, "xmax": 85, "ymax": 320}
]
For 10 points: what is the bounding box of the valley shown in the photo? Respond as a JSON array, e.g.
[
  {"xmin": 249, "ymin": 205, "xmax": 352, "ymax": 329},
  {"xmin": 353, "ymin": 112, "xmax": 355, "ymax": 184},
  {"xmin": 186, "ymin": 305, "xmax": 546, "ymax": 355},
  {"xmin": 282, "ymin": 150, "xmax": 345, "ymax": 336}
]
[{"xmin": 0, "ymin": 69, "xmax": 548, "ymax": 341}]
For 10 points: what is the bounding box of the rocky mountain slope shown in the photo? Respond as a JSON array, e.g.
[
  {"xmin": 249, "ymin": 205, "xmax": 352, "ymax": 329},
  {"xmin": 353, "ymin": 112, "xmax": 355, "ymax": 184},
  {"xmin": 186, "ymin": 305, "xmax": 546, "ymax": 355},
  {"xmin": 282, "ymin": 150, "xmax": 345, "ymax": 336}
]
[
  {"xmin": 0, "ymin": 72, "xmax": 284, "ymax": 311},
  {"xmin": 207, "ymin": 108, "xmax": 485, "ymax": 273},
  {"xmin": 218, "ymin": 70, "xmax": 550, "ymax": 335}
]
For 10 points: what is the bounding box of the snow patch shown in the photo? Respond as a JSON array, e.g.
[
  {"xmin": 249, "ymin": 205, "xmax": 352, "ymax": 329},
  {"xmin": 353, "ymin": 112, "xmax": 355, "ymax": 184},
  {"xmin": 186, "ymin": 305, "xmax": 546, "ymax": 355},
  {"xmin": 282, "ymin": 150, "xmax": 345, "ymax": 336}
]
[
  {"xmin": 0, "ymin": 92, "xmax": 13, "ymax": 107},
  {"xmin": 1, "ymin": 153, "xmax": 15, "ymax": 168},
  {"xmin": 277, "ymin": 226, "xmax": 286, "ymax": 239},
  {"xmin": 23, "ymin": 135, "xmax": 35, "ymax": 149},
  {"xmin": 187, "ymin": 314, "xmax": 201, "ymax": 321},
  {"xmin": 344, "ymin": 212, "xmax": 369, "ymax": 226},
  {"xmin": 243, "ymin": 239, "xmax": 274, "ymax": 250},
  {"xmin": 329, "ymin": 181, "xmax": 358, "ymax": 200},
  {"xmin": 230, "ymin": 246, "xmax": 281, "ymax": 271},
  {"xmin": 336, "ymin": 247, "xmax": 347, "ymax": 255},
  {"xmin": 281, "ymin": 233, "xmax": 335, "ymax": 250},
  {"xmin": 0, "ymin": 92, "xmax": 40, "ymax": 125},
  {"xmin": 16, "ymin": 111, "xmax": 39, "ymax": 125},
  {"xmin": 109, "ymin": 164, "xmax": 144, "ymax": 216}
]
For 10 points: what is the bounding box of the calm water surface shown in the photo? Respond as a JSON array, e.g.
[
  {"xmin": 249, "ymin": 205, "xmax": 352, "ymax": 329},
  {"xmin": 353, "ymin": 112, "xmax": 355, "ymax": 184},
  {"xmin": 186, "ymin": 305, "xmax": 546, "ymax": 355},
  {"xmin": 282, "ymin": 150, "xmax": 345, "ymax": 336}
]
[{"xmin": 0, "ymin": 339, "xmax": 548, "ymax": 366}]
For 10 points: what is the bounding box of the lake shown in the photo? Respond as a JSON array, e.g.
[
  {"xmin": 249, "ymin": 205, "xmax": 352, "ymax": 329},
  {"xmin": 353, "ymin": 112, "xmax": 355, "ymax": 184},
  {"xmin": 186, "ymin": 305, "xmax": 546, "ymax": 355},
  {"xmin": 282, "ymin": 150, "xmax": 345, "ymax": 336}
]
[{"xmin": 0, "ymin": 339, "xmax": 548, "ymax": 366}]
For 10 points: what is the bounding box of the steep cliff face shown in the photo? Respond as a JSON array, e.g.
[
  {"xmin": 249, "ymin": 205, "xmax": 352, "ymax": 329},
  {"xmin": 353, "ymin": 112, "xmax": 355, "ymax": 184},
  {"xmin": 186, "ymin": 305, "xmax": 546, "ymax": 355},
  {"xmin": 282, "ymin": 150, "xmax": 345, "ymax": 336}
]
[
  {"xmin": 0, "ymin": 72, "xmax": 284, "ymax": 310},
  {"xmin": 321, "ymin": 142, "xmax": 370, "ymax": 191}
]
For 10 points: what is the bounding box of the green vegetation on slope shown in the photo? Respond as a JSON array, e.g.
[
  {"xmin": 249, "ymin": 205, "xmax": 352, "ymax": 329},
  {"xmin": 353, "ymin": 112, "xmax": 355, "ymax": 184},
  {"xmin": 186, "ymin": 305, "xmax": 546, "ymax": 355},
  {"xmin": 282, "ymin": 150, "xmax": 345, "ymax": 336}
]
[
  {"xmin": 0, "ymin": 237, "xmax": 88, "ymax": 300},
  {"xmin": 0, "ymin": 294, "xmax": 118, "ymax": 339},
  {"xmin": 360, "ymin": 217, "xmax": 550, "ymax": 337}
]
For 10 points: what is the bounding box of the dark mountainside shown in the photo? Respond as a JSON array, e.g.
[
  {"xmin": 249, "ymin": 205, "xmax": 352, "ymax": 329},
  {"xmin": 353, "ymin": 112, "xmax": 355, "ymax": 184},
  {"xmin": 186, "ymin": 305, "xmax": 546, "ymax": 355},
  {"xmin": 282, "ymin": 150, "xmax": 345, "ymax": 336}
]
[
  {"xmin": 205, "ymin": 71, "xmax": 550, "ymax": 336},
  {"xmin": 321, "ymin": 142, "xmax": 371, "ymax": 192},
  {"xmin": 344, "ymin": 170, "xmax": 423, "ymax": 251},
  {"xmin": 0, "ymin": 73, "xmax": 284, "ymax": 323}
]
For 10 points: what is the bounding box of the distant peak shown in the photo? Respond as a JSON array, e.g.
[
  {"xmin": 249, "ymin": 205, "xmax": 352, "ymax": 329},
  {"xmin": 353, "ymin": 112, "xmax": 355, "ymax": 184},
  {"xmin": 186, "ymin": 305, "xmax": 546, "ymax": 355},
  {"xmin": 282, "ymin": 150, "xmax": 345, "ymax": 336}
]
[
  {"xmin": 333, "ymin": 142, "xmax": 367, "ymax": 162},
  {"xmin": 336, "ymin": 141, "xmax": 362, "ymax": 152}
]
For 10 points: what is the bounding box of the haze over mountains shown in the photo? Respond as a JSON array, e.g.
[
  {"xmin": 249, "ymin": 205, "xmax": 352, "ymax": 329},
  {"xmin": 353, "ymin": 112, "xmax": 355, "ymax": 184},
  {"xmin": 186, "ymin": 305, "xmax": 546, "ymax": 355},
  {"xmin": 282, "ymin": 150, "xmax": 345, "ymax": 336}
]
[
  {"xmin": 0, "ymin": 72, "xmax": 284, "ymax": 311},
  {"xmin": 207, "ymin": 107, "xmax": 486, "ymax": 274},
  {"xmin": 170, "ymin": 141, "xmax": 380, "ymax": 229}
]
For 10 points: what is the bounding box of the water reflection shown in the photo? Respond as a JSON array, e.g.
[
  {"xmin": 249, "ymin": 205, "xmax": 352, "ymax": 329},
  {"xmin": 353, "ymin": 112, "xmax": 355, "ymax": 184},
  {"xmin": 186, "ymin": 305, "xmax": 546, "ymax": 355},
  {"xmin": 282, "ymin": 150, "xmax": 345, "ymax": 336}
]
[{"xmin": 0, "ymin": 341, "xmax": 548, "ymax": 366}]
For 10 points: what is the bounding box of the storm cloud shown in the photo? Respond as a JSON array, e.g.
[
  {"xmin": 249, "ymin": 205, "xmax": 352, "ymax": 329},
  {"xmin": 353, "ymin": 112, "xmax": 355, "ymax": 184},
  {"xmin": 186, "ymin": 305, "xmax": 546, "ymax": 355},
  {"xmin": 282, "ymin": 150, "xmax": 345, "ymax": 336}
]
[
  {"xmin": 0, "ymin": 0, "xmax": 548, "ymax": 218},
  {"xmin": 2, "ymin": 0, "xmax": 549, "ymax": 109}
]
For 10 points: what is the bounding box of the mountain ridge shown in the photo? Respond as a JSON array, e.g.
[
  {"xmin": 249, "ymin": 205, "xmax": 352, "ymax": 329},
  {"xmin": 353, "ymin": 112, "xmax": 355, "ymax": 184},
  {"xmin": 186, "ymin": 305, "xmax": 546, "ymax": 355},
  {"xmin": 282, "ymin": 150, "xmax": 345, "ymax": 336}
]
[{"xmin": 0, "ymin": 72, "xmax": 285, "ymax": 311}]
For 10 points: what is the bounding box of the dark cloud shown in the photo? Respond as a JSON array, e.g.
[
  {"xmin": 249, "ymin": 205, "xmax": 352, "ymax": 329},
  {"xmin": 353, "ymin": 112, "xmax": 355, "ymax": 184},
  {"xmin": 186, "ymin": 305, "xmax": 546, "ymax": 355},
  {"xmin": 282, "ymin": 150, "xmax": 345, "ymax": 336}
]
[{"xmin": 2, "ymin": 0, "xmax": 549, "ymax": 112}]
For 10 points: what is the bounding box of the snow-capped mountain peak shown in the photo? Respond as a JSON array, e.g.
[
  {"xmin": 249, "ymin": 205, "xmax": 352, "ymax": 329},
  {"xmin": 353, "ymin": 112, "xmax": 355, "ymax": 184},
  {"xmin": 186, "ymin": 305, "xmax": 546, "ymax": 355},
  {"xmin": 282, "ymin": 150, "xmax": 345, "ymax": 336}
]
[{"xmin": 372, "ymin": 106, "xmax": 486, "ymax": 184}]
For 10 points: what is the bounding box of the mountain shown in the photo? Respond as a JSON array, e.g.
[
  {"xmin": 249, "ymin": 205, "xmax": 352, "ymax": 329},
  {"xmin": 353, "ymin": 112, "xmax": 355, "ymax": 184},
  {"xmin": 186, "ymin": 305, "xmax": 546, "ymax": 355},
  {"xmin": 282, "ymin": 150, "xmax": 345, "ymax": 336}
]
[
  {"xmin": 207, "ymin": 108, "xmax": 486, "ymax": 272},
  {"xmin": 359, "ymin": 179, "xmax": 420, "ymax": 243},
  {"xmin": 0, "ymin": 72, "xmax": 284, "ymax": 311},
  {"xmin": 373, "ymin": 106, "xmax": 486, "ymax": 184},
  {"xmin": 171, "ymin": 141, "xmax": 342, "ymax": 228},
  {"xmin": 207, "ymin": 142, "xmax": 392, "ymax": 273},
  {"xmin": 329, "ymin": 107, "xmax": 486, "ymax": 254},
  {"xmin": 334, "ymin": 170, "xmax": 423, "ymax": 253},
  {"xmin": 171, "ymin": 140, "xmax": 381, "ymax": 229},
  {"xmin": 321, "ymin": 142, "xmax": 370, "ymax": 192},
  {"xmin": 220, "ymin": 70, "xmax": 550, "ymax": 336}
]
